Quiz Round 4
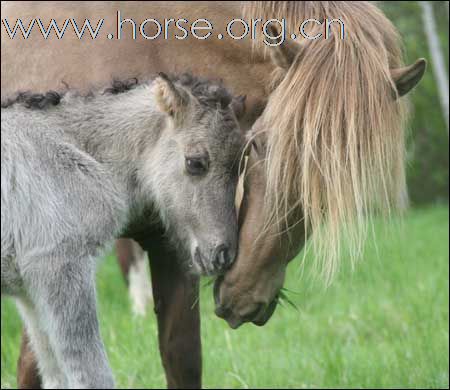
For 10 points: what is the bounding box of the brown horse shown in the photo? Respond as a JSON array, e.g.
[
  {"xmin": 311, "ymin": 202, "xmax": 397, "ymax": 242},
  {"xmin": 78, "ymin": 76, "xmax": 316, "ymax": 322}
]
[{"xmin": 2, "ymin": 1, "xmax": 425, "ymax": 388}]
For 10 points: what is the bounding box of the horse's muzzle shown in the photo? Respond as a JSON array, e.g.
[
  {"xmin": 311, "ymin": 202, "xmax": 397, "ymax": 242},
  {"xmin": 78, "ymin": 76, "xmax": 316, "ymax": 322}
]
[{"xmin": 213, "ymin": 277, "xmax": 278, "ymax": 328}]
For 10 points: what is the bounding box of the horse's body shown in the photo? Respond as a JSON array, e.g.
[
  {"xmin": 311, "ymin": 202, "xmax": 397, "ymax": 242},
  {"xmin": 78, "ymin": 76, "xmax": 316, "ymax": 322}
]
[
  {"xmin": 1, "ymin": 76, "xmax": 244, "ymax": 388},
  {"xmin": 1, "ymin": 1, "xmax": 270, "ymax": 130},
  {"xmin": 1, "ymin": 1, "xmax": 426, "ymax": 388}
]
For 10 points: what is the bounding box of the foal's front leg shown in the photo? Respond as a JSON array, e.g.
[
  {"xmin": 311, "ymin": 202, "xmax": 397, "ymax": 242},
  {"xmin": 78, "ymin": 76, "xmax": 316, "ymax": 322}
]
[
  {"xmin": 20, "ymin": 254, "xmax": 114, "ymax": 389},
  {"xmin": 15, "ymin": 299, "xmax": 66, "ymax": 389},
  {"xmin": 143, "ymin": 239, "xmax": 202, "ymax": 389}
]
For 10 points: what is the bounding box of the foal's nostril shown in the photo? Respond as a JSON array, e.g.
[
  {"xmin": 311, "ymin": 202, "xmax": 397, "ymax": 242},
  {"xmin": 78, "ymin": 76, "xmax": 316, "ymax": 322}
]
[
  {"xmin": 219, "ymin": 248, "xmax": 227, "ymax": 265},
  {"xmin": 213, "ymin": 244, "xmax": 231, "ymax": 269}
]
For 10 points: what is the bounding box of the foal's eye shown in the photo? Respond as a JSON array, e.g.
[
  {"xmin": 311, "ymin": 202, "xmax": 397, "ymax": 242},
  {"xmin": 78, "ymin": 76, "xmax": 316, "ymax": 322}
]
[{"xmin": 185, "ymin": 156, "xmax": 209, "ymax": 176}]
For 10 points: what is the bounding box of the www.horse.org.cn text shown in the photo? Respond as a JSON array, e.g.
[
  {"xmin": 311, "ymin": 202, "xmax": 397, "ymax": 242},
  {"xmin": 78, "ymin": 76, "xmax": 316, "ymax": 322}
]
[{"xmin": 1, "ymin": 12, "xmax": 345, "ymax": 45}]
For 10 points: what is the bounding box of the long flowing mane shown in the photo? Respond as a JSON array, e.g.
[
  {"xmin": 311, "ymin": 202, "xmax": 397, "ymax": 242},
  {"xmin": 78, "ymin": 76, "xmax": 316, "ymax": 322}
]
[{"xmin": 243, "ymin": 1, "xmax": 409, "ymax": 282}]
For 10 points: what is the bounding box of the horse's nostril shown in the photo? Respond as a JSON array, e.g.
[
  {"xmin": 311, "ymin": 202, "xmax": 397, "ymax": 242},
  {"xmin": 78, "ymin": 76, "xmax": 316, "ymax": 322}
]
[{"xmin": 214, "ymin": 304, "xmax": 230, "ymax": 319}]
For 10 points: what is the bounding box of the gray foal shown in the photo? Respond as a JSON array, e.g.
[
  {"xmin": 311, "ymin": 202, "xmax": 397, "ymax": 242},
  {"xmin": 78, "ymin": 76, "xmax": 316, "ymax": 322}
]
[{"xmin": 1, "ymin": 74, "xmax": 245, "ymax": 388}]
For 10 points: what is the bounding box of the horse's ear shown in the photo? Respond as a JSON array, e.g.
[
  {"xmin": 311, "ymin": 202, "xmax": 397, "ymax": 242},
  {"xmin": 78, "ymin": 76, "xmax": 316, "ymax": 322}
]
[
  {"xmin": 231, "ymin": 95, "xmax": 246, "ymax": 121},
  {"xmin": 153, "ymin": 72, "xmax": 189, "ymax": 116},
  {"xmin": 391, "ymin": 58, "xmax": 427, "ymax": 97},
  {"xmin": 266, "ymin": 24, "xmax": 301, "ymax": 70}
]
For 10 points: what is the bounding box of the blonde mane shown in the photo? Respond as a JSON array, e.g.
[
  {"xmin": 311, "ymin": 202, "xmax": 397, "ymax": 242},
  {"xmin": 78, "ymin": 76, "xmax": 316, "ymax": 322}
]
[{"xmin": 243, "ymin": 1, "xmax": 409, "ymax": 283}]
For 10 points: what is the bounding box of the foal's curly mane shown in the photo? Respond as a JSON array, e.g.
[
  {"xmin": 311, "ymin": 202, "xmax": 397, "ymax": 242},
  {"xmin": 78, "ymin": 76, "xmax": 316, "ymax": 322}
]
[
  {"xmin": 171, "ymin": 73, "xmax": 233, "ymax": 109},
  {"xmin": 1, "ymin": 91, "xmax": 62, "ymax": 109},
  {"xmin": 1, "ymin": 73, "xmax": 234, "ymax": 112}
]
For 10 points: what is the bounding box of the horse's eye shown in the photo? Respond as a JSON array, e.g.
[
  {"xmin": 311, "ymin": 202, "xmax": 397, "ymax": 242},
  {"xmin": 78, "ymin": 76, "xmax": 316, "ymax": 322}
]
[{"xmin": 185, "ymin": 156, "xmax": 209, "ymax": 176}]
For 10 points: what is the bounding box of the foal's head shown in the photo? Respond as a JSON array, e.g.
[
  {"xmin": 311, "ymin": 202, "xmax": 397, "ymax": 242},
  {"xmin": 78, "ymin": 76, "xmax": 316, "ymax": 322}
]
[{"xmin": 147, "ymin": 73, "xmax": 245, "ymax": 275}]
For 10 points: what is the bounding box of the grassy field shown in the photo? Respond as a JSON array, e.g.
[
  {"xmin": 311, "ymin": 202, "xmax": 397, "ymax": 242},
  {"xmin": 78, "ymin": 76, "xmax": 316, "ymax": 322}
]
[{"xmin": 1, "ymin": 206, "xmax": 449, "ymax": 389}]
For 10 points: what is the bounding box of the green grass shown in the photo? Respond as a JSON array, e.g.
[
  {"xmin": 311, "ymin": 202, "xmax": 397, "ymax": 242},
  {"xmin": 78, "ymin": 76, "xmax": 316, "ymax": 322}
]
[{"xmin": 1, "ymin": 206, "xmax": 449, "ymax": 388}]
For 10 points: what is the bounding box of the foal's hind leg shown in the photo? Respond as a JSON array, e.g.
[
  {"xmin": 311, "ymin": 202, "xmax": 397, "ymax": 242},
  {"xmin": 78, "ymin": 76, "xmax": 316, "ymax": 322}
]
[
  {"xmin": 142, "ymin": 238, "xmax": 202, "ymax": 389},
  {"xmin": 21, "ymin": 253, "xmax": 114, "ymax": 389}
]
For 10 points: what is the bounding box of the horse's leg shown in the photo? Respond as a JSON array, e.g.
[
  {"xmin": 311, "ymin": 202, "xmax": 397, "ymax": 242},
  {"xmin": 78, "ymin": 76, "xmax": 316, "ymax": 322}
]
[
  {"xmin": 115, "ymin": 238, "xmax": 134, "ymax": 283},
  {"xmin": 17, "ymin": 328, "xmax": 42, "ymax": 389},
  {"xmin": 116, "ymin": 238, "xmax": 153, "ymax": 316},
  {"xmin": 15, "ymin": 300, "xmax": 65, "ymax": 389},
  {"xmin": 20, "ymin": 254, "xmax": 114, "ymax": 388},
  {"xmin": 143, "ymin": 240, "xmax": 202, "ymax": 389}
]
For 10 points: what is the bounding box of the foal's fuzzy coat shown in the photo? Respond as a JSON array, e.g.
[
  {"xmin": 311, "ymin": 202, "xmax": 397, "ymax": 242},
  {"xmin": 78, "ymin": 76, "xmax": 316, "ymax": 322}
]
[{"xmin": 1, "ymin": 74, "xmax": 244, "ymax": 388}]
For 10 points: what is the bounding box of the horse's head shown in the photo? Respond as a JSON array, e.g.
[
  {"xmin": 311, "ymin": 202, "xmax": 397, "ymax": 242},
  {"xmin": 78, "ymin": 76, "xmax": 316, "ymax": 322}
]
[
  {"xmin": 149, "ymin": 73, "xmax": 246, "ymax": 276},
  {"xmin": 214, "ymin": 12, "xmax": 426, "ymax": 328},
  {"xmin": 214, "ymin": 148, "xmax": 306, "ymax": 328}
]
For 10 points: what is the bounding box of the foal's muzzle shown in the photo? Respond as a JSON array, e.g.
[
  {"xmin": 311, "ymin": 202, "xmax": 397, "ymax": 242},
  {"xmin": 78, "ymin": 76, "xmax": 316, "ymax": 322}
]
[{"xmin": 192, "ymin": 244, "xmax": 235, "ymax": 276}]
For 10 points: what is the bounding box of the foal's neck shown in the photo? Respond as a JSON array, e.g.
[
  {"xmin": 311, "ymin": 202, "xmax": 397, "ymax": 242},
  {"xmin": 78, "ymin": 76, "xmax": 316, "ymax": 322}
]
[
  {"xmin": 64, "ymin": 85, "xmax": 164, "ymax": 165},
  {"xmin": 56, "ymin": 85, "xmax": 168, "ymax": 211}
]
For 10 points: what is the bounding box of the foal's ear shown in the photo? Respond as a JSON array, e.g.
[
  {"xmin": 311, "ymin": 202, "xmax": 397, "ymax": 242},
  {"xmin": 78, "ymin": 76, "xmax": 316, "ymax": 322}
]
[
  {"xmin": 390, "ymin": 58, "xmax": 427, "ymax": 97},
  {"xmin": 231, "ymin": 95, "xmax": 246, "ymax": 121},
  {"xmin": 153, "ymin": 73, "xmax": 189, "ymax": 117},
  {"xmin": 267, "ymin": 24, "xmax": 302, "ymax": 70}
]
